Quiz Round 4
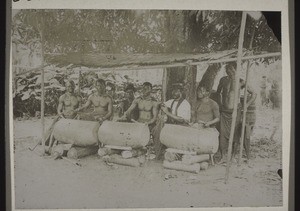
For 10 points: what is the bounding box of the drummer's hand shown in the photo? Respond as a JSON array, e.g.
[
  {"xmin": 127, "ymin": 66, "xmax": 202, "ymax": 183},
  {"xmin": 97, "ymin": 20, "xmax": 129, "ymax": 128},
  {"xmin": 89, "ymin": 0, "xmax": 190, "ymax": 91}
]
[
  {"xmin": 188, "ymin": 122, "xmax": 194, "ymax": 127},
  {"xmin": 97, "ymin": 117, "xmax": 104, "ymax": 123},
  {"xmin": 58, "ymin": 113, "xmax": 65, "ymax": 119},
  {"xmin": 204, "ymin": 122, "xmax": 210, "ymax": 128},
  {"xmin": 116, "ymin": 116, "xmax": 125, "ymax": 122},
  {"xmin": 183, "ymin": 119, "xmax": 190, "ymax": 125}
]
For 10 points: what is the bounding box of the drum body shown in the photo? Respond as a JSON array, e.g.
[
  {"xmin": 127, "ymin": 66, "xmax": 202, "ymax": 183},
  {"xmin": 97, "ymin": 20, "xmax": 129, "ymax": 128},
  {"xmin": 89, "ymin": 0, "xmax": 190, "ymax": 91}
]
[
  {"xmin": 53, "ymin": 119, "xmax": 100, "ymax": 147},
  {"xmin": 98, "ymin": 121, "xmax": 150, "ymax": 148},
  {"xmin": 160, "ymin": 124, "xmax": 219, "ymax": 154}
]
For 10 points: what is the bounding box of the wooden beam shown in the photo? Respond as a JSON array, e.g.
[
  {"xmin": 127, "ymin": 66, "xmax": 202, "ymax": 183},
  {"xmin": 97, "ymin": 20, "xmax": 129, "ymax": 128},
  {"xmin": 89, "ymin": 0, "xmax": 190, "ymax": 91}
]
[
  {"xmin": 225, "ymin": 11, "xmax": 247, "ymax": 183},
  {"xmin": 83, "ymin": 52, "xmax": 281, "ymax": 72},
  {"xmin": 40, "ymin": 24, "xmax": 46, "ymax": 155},
  {"xmin": 238, "ymin": 25, "xmax": 256, "ymax": 166},
  {"xmin": 13, "ymin": 52, "xmax": 281, "ymax": 76},
  {"xmin": 15, "ymin": 64, "xmax": 48, "ymax": 77},
  {"xmin": 238, "ymin": 60, "xmax": 250, "ymax": 166},
  {"xmin": 162, "ymin": 68, "xmax": 168, "ymax": 102}
]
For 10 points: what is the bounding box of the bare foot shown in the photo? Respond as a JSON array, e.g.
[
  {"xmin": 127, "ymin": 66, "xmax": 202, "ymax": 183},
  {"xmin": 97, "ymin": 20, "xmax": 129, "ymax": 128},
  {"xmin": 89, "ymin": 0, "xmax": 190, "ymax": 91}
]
[{"xmin": 216, "ymin": 158, "xmax": 227, "ymax": 165}]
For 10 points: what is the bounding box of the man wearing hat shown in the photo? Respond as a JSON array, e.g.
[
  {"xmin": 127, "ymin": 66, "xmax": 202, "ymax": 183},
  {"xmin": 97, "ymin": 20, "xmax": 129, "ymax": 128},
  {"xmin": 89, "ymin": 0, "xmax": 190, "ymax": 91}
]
[{"xmin": 161, "ymin": 83, "xmax": 191, "ymax": 125}]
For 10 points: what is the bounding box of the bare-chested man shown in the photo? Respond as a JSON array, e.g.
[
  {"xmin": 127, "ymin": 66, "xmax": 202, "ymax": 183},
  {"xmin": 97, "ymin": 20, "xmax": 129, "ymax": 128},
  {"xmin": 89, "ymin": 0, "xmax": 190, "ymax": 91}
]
[
  {"xmin": 76, "ymin": 79, "xmax": 113, "ymax": 123},
  {"xmin": 192, "ymin": 85, "xmax": 220, "ymax": 128},
  {"xmin": 44, "ymin": 80, "xmax": 80, "ymax": 151},
  {"xmin": 57, "ymin": 80, "xmax": 81, "ymax": 119},
  {"xmin": 118, "ymin": 82, "xmax": 159, "ymax": 126},
  {"xmin": 216, "ymin": 62, "xmax": 256, "ymax": 163}
]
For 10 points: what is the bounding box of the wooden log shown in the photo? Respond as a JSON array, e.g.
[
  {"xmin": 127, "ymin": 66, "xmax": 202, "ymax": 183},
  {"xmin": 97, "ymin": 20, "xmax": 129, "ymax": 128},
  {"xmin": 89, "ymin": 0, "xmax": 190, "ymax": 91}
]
[
  {"xmin": 166, "ymin": 148, "xmax": 196, "ymax": 155},
  {"xmin": 160, "ymin": 124, "xmax": 219, "ymax": 154},
  {"xmin": 121, "ymin": 149, "xmax": 146, "ymax": 159},
  {"xmin": 200, "ymin": 162, "xmax": 209, "ymax": 170},
  {"xmin": 138, "ymin": 155, "xmax": 146, "ymax": 165},
  {"xmin": 51, "ymin": 144, "xmax": 72, "ymax": 157},
  {"xmin": 163, "ymin": 160, "xmax": 200, "ymax": 174},
  {"xmin": 98, "ymin": 121, "xmax": 150, "ymax": 148},
  {"xmin": 103, "ymin": 154, "xmax": 140, "ymax": 167},
  {"xmin": 210, "ymin": 154, "xmax": 215, "ymax": 166},
  {"xmin": 104, "ymin": 145, "xmax": 132, "ymax": 151},
  {"xmin": 67, "ymin": 146, "xmax": 98, "ymax": 159},
  {"xmin": 181, "ymin": 154, "xmax": 210, "ymax": 165},
  {"xmin": 164, "ymin": 151, "xmax": 180, "ymax": 162},
  {"xmin": 53, "ymin": 119, "xmax": 100, "ymax": 147},
  {"xmin": 97, "ymin": 148, "xmax": 119, "ymax": 157}
]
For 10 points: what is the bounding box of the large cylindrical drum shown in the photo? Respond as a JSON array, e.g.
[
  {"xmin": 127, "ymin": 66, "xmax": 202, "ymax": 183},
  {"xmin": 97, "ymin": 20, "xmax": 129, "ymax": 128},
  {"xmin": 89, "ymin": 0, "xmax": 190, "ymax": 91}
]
[
  {"xmin": 160, "ymin": 124, "xmax": 219, "ymax": 154},
  {"xmin": 52, "ymin": 119, "xmax": 100, "ymax": 147},
  {"xmin": 98, "ymin": 121, "xmax": 150, "ymax": 148}
]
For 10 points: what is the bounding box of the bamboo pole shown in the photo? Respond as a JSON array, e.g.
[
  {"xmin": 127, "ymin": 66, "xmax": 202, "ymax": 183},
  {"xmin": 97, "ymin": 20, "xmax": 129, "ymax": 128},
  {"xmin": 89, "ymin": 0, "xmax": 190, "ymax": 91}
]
[
  {"xmin": 237, "ymin": 60, "xmax": 250, "ymax": 166},
  {"xmin": 237, "ymin": 26, "xmax": 256, "ymax": 166},
  {"xmin": 40, "ymin": 19, "xmax": 46, "ymax": 155},
  {"xmin": 162, "ymin": 68, "xmax": 168, "ymax": 102},
  {"xmin": 78, "ymin": 70, "xmax": 81, "ymax": 96},
  {"xmin": 225, "ymin": 12, "xmax": 247, "ymax": 183}
]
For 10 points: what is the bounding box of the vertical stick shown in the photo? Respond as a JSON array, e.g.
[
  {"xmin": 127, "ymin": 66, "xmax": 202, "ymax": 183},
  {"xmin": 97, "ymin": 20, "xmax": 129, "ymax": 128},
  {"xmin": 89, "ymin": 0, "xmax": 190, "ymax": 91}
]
[
  {"xmin": 238, "ymin": 27, "xmax": 256, "ymax": 165},
  {"xmin": 237, "ymin": 61, "xmax": 250, "ymax": 165},
  {"xmin": 78, "ymin": 70, "xmax": 81, "ymax": 96},
  {"xmin": 162, "ymin": 68, "xmax": 168, "ymax": 102},
  {"xmin": 225, "ymin": 12, "xmax": 247, "ymax": 183},
  {"xmin": 40, "ymin": 21, "xmax": 46, "ymax": 154}
]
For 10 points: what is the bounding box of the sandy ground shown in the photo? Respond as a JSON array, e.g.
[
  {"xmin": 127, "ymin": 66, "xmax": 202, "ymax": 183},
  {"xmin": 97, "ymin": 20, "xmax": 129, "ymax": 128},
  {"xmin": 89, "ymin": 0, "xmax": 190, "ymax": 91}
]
[{"xmin": 13, "ymin": 108, "xmax": 283, "ymax": 209}]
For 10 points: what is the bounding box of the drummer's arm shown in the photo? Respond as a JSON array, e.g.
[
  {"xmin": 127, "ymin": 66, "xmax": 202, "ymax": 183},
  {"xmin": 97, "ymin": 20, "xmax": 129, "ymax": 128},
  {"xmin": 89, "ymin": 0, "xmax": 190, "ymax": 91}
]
[
  {"xmin": 77, "ymin": 95, "xmax": 92, "ymax": 112},
  {"xmin": 121, "ymin": 99, "xmax": 138, "ymax": 120},
  {"xmin": 146, "ymin": 102, "xmax": 159, "ymax": 125},
  {"xmin": 205, "ymin": 102, "xmax": 220, "ymax": 127},
  {"xmin": 161, "ymin": 104, "xmax": 185, "ymax": 123},
  {"xmin": 57, "ymin": 95, "xmax": 64, "ymax": 117},
  {"xmin": 102, "ymin": 97, "xmax": 113, "ymax": 121}
]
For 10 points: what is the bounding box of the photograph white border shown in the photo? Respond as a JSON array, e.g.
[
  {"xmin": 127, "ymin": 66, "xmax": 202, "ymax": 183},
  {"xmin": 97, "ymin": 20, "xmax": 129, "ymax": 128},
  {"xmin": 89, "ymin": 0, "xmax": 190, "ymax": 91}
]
[{"xmin": 9, "ymin": 0, "xmax": 291, "ymax": 211}]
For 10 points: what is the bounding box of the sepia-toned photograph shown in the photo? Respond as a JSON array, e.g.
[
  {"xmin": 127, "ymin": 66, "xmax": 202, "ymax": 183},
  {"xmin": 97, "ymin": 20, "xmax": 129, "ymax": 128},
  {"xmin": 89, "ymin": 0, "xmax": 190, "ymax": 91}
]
[{"xmin": 10, "ymin": 7, "xmax": 285, "ymax": 210}]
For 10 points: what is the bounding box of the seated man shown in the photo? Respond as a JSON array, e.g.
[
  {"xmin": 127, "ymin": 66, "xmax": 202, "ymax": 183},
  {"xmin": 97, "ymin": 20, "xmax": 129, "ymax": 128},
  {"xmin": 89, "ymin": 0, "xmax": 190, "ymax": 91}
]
[
  {"xmin": 191, "ymin": 85, "xmax": 220, "ymax": 128},
  {"xmin": 57, "ymin": 80, "xmax": 81, "ymax": 119},
  {"xmin": 44, "ymin": 80, "xmax": 81, "ymax": 151},
  {"xmin": 161, "ymin": 83, "xmax": 191, "ymax": 125},
  {"xmin": 76, "ymin": 79, "xmax": 113, "ymax": 123}
]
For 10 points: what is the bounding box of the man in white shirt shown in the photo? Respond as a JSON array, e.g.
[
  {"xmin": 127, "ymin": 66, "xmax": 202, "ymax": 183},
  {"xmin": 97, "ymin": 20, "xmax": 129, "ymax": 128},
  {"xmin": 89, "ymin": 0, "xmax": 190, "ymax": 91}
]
[{"xmin": 161, "ymin": 83, "xmax": 191, "ymax": 125}]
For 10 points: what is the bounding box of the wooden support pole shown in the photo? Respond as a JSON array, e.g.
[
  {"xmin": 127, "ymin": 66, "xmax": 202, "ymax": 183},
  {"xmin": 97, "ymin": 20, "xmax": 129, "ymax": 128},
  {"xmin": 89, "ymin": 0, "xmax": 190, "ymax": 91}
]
[
  {"xmin": 237, "ymin": 61, "xmax": 250, "ymax": 166},
  {"xmin": 40, "ymin": 22, "xmax": 46, "ymax": 155},
  {"xmin": 225, "ymin": 11, "xmax": 247, "ymax": 183},
  {"xmin": 78, "ymin": 70, "xmax": 81, "ymax": 97},
  {"xmin": 238, "ymin": 27, "xmax": 255, "ymax": 166},
  {"xmin": 162, "ymin": 68, "xmax": 168, "ymax": 102}
]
